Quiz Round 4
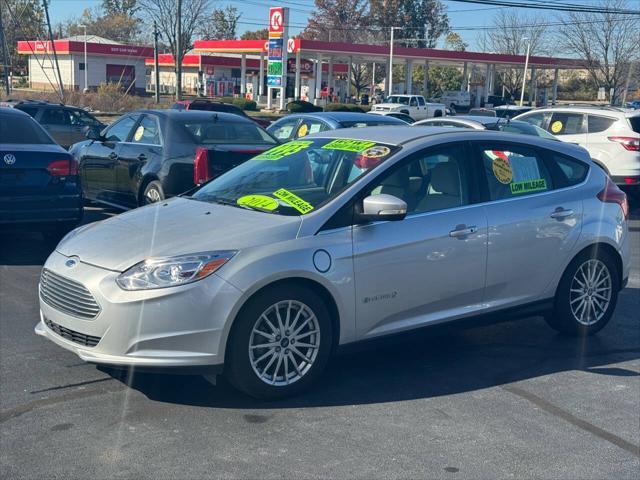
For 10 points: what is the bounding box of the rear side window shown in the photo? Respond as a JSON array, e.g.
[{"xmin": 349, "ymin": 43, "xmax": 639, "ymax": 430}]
[
  {"xmin": 417, "ymin": 97, "xmax": 425, "ymax": 106},
  {"xmin": 41, "ymin": 108, "xmax": 70, "ymax": 125},
  {"xmin": 547, "ymin": 154, "xmax": 588, "ymax": 188},
  {"xmin": 476, "ymin": 143, "xmax": 553, "ymax": 200},
  {"xmin": 15, "ymin": 106, "xmax": 39, "ymax": 118},
  {"xmin": 548, "ymin": 112, "xmax": 584, "ymax": 135},
  {"xmin": 131, "ymin": 116, "xmax": 161, "ymax": 145},
  {"xmin": 587, "ymin": 115, "xmax": 616, "ymax": 133},
  {"xmin": 0, "ymin": 114, "xmax": 54, "ymax": 144},
  {"xmin": 628, "ymin": 116, "xmax": 640, "ymax": 134}
]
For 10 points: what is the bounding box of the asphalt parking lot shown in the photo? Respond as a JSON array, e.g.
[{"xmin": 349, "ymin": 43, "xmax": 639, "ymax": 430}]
[{"xmin": 1, "ymin": 204, "xmax": 639, "ymax": 479}]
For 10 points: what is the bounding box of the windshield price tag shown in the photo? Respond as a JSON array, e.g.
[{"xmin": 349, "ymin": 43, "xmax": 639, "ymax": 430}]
[
  {"xmin": 254, "ymin": 141, "xmax": 313, "ymax": 161},
  {"xmin": 273, "ymin": 188, "xmax": 314, "ymax": 214},
  {"xmin": 510, "ymin": 179, "xmax": 547, "ymax": 195},
  {"xmin": 322, "ymin": 139, "xmax": 377, "ymax": 153},
  {"xmin": 237, "ymin": 194, "xmax": 279, "ymax": 211}
]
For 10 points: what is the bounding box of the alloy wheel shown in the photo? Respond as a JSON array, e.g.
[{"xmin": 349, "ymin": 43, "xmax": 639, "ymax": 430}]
[
  {"xmin": 145, "ymin": 187, "xmax": 162, "ymax": 204},
  {"xmin": 569, "ymin": 259, "xmax": 612, "ymax": 326},
  {"xmin": 248, "ymin": 300, "xmax": 321, "ymax": 386}
]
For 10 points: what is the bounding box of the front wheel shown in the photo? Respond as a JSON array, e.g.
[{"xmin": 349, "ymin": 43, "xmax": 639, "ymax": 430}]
[
  {"xmin": 225, "ymin": 285, "xmax": 333, "ymax": 399},
  {"xmin": 545, "ymin": 250, "xmax": 620, "ymax": 336}
]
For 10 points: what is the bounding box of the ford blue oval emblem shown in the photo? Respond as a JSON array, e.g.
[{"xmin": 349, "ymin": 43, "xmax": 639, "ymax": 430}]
[{"xmin": 65, "ymin": 257, "xmax": 79, "ymax": 268}]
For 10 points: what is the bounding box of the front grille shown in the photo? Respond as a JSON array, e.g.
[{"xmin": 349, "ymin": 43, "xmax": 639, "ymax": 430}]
[
  {"xmin": 44, "ymin": 317, "xmax": 101, "ymax": 347},
  {"xmin": 40, "ymin": 268, "xmax": 101, "ymax": 319}
]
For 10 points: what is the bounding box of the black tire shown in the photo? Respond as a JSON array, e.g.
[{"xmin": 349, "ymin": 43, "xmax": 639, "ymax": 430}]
[
  {"xmin": 225, "ymin": 284, "xmax": 333, "ymax": 400},
  {"xmin": 141, "ymin": 180, "xmax": 165, "ymax": 206},
  {"xmin": 545, "ymin": 249, "xmax": 620, "ymax": 336}
]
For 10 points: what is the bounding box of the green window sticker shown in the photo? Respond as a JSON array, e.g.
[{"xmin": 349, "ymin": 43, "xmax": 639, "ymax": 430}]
[
  {"xmin": 253, "ymin": 140, "xmax": 313, "ymax": 161},
  {"xmin": 322, "ymin": 139, "xmax": 377, "ymax": 153},
  {"xmin": 273, "ymin": 188, "xmax": 314, "ymax": 214},
  {"xmin": 237, "ymin": 194, "xmax": 279, "ymax": 211},
  {"xmin": 510, "ymin": 179, "xmax": 547, "ymax": 195}
]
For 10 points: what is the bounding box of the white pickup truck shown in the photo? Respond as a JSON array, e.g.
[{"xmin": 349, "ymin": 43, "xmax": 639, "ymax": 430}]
[{"xmin": 370, "ymin": 95, "xmax": 447, "ymax": 120}]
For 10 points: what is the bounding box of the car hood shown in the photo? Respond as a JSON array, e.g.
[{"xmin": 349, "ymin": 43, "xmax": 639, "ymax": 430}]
[{"xmin": 57, "ymin": 197, "xmax": 302, "ymax": 272}]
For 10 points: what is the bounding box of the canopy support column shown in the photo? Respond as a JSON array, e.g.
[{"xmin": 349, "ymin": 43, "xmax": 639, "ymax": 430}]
[
  {"xmin": 240, "ymin": 54, "xmax": 246, "ymax": 96},
  {"xmin": 258, "ymin": 52, "xmax": 264, "ymax": 97},
  {"xmin": 461, "ymin": 62, "xmax": 468, "ymax": 91},
  {"xmin": 529, "ymin": 67, "xmax": 536, "ymax": 105},
  {"xmin": 294, "ymin": 49, "xmax": 301, "ymax": 100},
  {"xmin": 423, "ymin": 61, "xmax": 429, "ymax": 97},
  {"xmin": 552, "ymin": 68, "xmax": 559, "ymax": 105},
  {"xmin": 405, "ymin": 59, "xmax": 413, "ymax": 94}
]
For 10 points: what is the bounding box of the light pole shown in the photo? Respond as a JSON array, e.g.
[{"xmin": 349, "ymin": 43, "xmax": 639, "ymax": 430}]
[
  {"xmin": 388, "ymin": 27, "xmax": 400, "ymax": 97},
  {"xmin": 80, "ymin": 24, "xmax": 88, "ymax": 93},
  {"xmin": 519, "ymin": 37, "xmax": 530, "ymax": 107}
]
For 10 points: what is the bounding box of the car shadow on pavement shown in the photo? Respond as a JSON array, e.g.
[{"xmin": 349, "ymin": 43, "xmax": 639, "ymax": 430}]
[{"xmin": 104, "ymin": 295, "xmax": 640, "ymax": 409}]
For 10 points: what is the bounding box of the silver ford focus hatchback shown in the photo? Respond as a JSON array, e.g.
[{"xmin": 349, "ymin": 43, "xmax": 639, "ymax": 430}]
[{"xmin": 36, "ymin": 127, "xmax": 631, "ymax": 399}]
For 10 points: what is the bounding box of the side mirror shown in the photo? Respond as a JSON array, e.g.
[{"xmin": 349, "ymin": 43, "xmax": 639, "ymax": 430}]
[
  {"xmin": 84, "ymin": 126, "xmax": 104, "ymax": 141},
  {"xmin": 355, "ymin": 194, "xmax": 407, "ymax": 223}
]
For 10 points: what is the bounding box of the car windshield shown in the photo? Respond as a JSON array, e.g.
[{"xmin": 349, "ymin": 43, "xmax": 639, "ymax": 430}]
[
  {"xmin": 190, "ymin": 137, "xmax": 399, "ymax": 215},
  {"xmin": 385, "ymin": 96, "xmax": 410, "ymax": 105},
  {"xmin": 0, "ymin": 114, "xmax": 54, "ymax": 144},
  {"xmin": 180, "ymin": 120, "xmax": 277, "ymax": 145}
]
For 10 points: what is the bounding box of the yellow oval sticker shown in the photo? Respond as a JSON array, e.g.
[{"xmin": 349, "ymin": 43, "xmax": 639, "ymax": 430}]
[
  {"xmin": 492, "ymin": 157, "xmax": 513, "ymax": 184},
  {"xmin": 297, "ymin": 124, "xmax": 309, "ymax": 137},
  {"xmin": 362, "ymin": 146, "xmax": 391, "ymax": 158},
  {"xmin": 550, "ymin": 121, "xmax": 563, "ymax": 134},
  {"xmin": 237, "ymin": 194, "xmax": 279, "ymax": 211},
  {"xmin": 133, "ymin": 126, "xmax": 145, "ymax": 141}
]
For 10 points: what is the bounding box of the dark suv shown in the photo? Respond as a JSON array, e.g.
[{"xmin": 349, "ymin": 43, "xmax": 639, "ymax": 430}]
[{"xmin": 5, "ymin": 100, "xmax": 105, "ymax": 149}]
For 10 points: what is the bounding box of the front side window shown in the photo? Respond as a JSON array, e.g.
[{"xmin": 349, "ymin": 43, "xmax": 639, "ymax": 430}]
[
  {"xmin": 268, "ymin": 118, "xmax": 300, "ymax": 141},
  {"xmin": 191, "ymin": 138, "xmax": 399, "ymax": 216},
  {"xmin": 476, "ymin": 143, "xmax": 553, "ymax": 200},
  {"xmin": 104, "ymin": 116, "xmax": 138, "ymax": 142},
  {"xmin": 131, "ymin": 116, "xmax": 161, "ymax": 145},
  {"xmin": 548, "ymin": 112, "xmax": 584, "ymax": 135},
  {"xmin": 69, "ymin": 110, "xmax": 102, "ymax": 127},
  {"xmin": 518, "ymin": 112, "xmax": 551, "ymax": 128},
  {"xmin": 368, "ymin": 144, "xmax": 470, "ymax": 214},
  {"xmin": 410, "ymin": 98, "xmax": 418, "ymax": 107},
  {"xmin": 417, "ymin": 97, "xmax": 426, "ymax": 106}
]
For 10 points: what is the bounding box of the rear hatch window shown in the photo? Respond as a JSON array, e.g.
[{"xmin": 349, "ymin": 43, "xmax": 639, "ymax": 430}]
[
  {"xmin": 181, "ymin": 121, "xmax": 277, "ymax": 145},
  {"xmin": 628, "ymin": 116, "xmax": 640, "ymax": 134}
]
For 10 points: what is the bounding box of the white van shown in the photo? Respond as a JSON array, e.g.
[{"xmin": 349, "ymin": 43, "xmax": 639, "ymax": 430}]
[{"xmin": 436, "ymin": 91, "xmax": 471, "ymax": 109}]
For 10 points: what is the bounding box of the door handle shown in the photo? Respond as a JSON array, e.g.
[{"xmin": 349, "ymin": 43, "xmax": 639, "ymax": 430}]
[
  {"xmin": 449, "ymin": 225, "xmax": 477, "ymax": 238},
  {"xmin": 550, "ymin": 208, "xmax": 574, "ymax": 220},
  {"xmin": 108, "ymin": 152, "xmax": 118, "ymax": 160},
  {"xmin": 137, "ymin": 154, "xmax": 147, "ymax": 161}
]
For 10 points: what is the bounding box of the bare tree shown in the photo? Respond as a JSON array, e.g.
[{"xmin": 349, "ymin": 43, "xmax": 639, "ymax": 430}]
[
  {"xmin": 556, "ymin": 0, "xmax": 639, "ymax": 104},
  {"xmin": 200, "ymin": 5, "xmax": 240, "ymax": 40},
  {"xmin": 477, "ymin": 11, "xmax": 549, "ymax": 99},
  {"xmin": 138, "ymin": 0, "xmax": 210, "ymax": 95}
]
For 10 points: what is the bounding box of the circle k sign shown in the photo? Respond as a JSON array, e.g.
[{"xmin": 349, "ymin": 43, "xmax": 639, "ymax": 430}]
[{"xmin": 269, "ymin": 8, "xmax": 284, "ymax": 33}]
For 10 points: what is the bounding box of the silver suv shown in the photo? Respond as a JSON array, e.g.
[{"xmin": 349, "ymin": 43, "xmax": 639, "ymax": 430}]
[
  {"xmin": 514, "ymin": 105, "xmax": 640, "ymax": 191},
  {"xmin": 36, "ymin": 127, "xmax": 630, "ymax": 399}
]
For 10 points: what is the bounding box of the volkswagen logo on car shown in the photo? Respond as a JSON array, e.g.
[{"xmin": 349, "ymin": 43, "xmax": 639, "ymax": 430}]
[{"xmin": 3, "ymin": 153, "xmax": 16, "ymax": 165}]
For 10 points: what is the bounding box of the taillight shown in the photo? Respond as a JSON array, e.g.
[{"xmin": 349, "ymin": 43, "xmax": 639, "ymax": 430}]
[
  {"xmin": 597, "ymin": 176, "xmax": 629, "ymax": 219},
  {"xmin": 607, "ymin": 136, "xmax": 640, "ymax": 151},
  {"xmin": 47, "ymin": 159, "xmax": 78, "ymax": 176},
  {"xmin": 194, "ymin": 147, "xmax": 210, "ymax": 185}
]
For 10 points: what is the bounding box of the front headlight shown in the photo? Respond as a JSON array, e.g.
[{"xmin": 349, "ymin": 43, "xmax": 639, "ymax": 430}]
[{"xmin": 116, "ymin": 251, "xmax": 237, "ymax": 291}]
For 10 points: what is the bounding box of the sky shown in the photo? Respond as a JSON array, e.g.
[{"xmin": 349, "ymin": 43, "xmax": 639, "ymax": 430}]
[{"xmin": 47, "ymin": 0, "xmax": 527, "ymax": 50}]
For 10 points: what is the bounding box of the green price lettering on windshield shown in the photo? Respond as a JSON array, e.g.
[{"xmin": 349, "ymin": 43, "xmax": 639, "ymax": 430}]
[
  {"xmin": 510, "ymin": 179, "xmax": 547, "ymax": 195},
  {"xmin": 237, "ymin": 194, "xmax": 279, "ymax": 211},
  {"xmin": 253, "ymin": 141, "xmax": 313, "ymax": 161},
  {"xmin": 322, "ymin": 139, "xmax": 377, "ymax": 153},
  {"xmin": 273, "ymin": 188, "xmax": 314, "ymax": 214}
]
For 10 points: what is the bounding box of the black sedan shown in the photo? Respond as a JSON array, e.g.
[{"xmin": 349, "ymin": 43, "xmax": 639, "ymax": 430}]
[
  {"xmin": 0, "ymin": 107, "xmax": 83, "ymax": 240},
  {"xmin": 71, "ymin": 110, "xmax": 279, "ymax": 209}
]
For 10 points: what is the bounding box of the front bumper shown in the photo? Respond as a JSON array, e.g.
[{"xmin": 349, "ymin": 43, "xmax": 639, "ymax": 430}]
[{"xmin": 35, "ymin": 250, "xmax": 244, "ymax": 368}]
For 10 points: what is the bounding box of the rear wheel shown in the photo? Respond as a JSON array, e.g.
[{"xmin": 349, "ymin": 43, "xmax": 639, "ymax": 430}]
[
  {"xmin": 141, "ymin": 180, "xmax": 165, "ymax": 206},
  {"xmin": 225, "ymin": 285, "xmax": 333, "ymax": 399},
  {"xmin": 545, "ymin": 249, "xmax": 619, "ymax": 336}
]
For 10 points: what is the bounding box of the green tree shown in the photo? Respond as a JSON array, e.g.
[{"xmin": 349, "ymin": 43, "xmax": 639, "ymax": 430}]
[
  {"xmin": 102, "ymin": 0, "xmax": 138, "ymax": 16},
  {"xmin": 1, "ymin": 0, "xmax": 45, "ymax": 75},
  {"xmin": 303, "ymin": 0, "xmax": 369, "ymax": 43},
  {"xmin": 240, "ymin": 28, "xmax": 269, "ymax": 40},
  {"xmin": 200, "ymin": 5, "xmax": 240, "ymax": 40},
  {"xmin": 369, "ymin": 0, "xmax": 449, "ymax": 48}
]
